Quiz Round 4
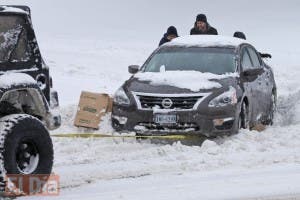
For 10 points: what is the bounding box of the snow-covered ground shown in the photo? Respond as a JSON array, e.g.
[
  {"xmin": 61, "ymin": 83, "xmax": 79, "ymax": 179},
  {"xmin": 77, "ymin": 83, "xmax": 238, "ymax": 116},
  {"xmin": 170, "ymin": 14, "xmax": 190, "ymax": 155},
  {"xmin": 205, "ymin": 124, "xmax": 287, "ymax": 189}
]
[{"xmin": 0, "ymin": 0, "xmax": 296, "ymax": 199}]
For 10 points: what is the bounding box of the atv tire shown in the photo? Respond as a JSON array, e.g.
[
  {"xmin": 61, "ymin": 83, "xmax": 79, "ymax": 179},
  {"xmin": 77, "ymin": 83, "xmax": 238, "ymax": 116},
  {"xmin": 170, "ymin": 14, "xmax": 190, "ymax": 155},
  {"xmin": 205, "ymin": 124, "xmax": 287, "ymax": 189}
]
[{"xmin": 0, "ymin": 114, "xmax": 53, "ymax": 195}]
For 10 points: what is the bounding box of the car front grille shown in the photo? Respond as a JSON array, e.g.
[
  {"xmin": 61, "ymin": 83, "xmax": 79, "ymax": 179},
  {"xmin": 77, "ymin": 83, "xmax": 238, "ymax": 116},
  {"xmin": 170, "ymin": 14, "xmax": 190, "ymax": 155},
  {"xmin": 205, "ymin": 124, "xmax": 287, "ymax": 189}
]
[
  {"xmin": 136, "ymin": 95, "xmax": 203, "ymax": 110},
  {"xmin": 137, "ymin": 122, "xmax": 200, "ymax": 131}
]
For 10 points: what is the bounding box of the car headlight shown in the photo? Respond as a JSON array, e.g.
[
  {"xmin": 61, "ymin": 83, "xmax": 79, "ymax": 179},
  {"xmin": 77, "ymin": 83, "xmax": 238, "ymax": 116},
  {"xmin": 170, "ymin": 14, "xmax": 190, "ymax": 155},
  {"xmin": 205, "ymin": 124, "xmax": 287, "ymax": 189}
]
[
  {"xmin": 209, "ymin": 86, "xmax": 237, "ymax": 107},
  {"xmin": 113, "ymin": 87, "xmax": 130, "ymax": 105}
]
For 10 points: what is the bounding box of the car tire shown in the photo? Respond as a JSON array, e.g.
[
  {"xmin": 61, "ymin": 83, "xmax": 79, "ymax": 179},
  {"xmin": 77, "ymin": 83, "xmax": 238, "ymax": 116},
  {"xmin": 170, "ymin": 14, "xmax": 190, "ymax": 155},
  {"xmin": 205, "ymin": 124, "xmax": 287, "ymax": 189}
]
[
  {"xmin": 240, "ymin": 101, "xmax": 250, "ymax": 130},
  {"xmin": 0, "ymin": 114, "xmax": 53, "ymax": 195}
]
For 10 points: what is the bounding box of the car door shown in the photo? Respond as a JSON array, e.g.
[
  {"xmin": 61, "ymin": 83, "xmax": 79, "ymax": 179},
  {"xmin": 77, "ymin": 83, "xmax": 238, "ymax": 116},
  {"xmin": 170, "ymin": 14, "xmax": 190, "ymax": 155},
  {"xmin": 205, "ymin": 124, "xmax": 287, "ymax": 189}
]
[
  {"xmin": 240, "ymin": 46, "xmax": 260, "ymax": 125},
  {"xmin": 246, "ymin": 46, "xmax": 270, "ymax": 120}
]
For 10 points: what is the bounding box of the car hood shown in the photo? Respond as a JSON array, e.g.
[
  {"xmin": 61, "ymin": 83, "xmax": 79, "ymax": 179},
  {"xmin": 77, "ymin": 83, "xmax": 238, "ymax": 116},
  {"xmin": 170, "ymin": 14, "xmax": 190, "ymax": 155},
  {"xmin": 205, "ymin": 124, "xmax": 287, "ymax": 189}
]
[{"xmin": 125, "ymin": 71, "xmax": 238, "ymax": 94}]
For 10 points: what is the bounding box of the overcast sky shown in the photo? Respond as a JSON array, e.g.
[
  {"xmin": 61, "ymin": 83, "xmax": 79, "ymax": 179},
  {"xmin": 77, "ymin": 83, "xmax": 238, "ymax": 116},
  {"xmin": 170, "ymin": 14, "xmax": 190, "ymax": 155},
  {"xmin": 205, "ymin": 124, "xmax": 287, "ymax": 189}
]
[{"xmin": 1, "ymin": 0, "xmax": 300, "ymax": 51}]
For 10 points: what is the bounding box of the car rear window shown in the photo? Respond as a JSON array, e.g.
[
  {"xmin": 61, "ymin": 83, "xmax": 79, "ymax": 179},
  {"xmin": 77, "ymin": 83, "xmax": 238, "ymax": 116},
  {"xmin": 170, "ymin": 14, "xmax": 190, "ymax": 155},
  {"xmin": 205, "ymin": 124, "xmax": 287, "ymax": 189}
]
[{"xmin": 0, "ymin": 15, "xmax": 31, "ymax": 63}]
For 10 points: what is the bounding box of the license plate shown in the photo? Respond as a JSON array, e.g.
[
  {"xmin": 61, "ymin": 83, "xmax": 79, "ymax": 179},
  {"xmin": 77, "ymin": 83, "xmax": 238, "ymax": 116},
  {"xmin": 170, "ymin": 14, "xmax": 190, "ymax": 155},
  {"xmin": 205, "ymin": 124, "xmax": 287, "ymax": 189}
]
[{"xmin": 154, "ymin": 114, "xmax": 177, "ymax": 124}]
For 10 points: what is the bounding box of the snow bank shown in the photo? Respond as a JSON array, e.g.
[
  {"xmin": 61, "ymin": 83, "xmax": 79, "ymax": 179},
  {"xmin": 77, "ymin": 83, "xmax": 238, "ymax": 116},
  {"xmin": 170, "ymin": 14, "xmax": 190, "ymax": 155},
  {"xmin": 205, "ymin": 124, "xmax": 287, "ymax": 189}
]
[
  {"xmin": 43, "ymin": 123, "xmax": 300, "ymax": 194},
  {"xmin": 165, "ymin": 35, "xmax": 247, "ymax": 48},
  {"xmin": 134, "ymin": 71, "xmax": 237, "ymax": 91}
]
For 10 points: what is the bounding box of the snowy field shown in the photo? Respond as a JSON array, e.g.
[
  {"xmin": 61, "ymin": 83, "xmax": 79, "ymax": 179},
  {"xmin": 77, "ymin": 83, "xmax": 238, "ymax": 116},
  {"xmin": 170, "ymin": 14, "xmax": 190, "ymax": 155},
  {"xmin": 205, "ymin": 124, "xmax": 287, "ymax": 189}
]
[{"xmin": 0, "ymin": 0, "xmax": 297, "ymax": 199}]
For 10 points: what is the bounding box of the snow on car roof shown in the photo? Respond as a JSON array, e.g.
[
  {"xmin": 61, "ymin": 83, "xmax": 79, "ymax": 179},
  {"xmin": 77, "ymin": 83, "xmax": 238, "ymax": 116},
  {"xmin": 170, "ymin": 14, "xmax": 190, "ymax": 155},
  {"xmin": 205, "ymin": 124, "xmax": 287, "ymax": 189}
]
[
  {"xmin": 165, "ymin": 35, "xmax": 247, "ymax": 48},
  {"xmin": 0, "ymin": 6, "xmax": 29, "ymax": 15}
]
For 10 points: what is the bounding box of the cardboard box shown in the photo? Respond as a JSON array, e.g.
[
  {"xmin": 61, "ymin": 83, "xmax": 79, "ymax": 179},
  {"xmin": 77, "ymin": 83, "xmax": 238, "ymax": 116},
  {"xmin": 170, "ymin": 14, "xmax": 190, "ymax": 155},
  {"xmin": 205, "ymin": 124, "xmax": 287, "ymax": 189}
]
[
  {"xmin": 74, "ymin": 91, "xmax": 113, "ymax": 129},
  {"xmin": 106, "ymin": 97, "xmax": 113, "ymax": 113}
]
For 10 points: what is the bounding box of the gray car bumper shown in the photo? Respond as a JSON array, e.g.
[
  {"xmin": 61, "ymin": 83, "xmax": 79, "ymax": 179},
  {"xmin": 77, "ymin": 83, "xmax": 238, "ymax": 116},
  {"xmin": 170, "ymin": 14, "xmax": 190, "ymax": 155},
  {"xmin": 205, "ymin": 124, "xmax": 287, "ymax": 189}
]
[{"xmin": 112, "ymin": 104, "xmax": 240, "ymax": 137}]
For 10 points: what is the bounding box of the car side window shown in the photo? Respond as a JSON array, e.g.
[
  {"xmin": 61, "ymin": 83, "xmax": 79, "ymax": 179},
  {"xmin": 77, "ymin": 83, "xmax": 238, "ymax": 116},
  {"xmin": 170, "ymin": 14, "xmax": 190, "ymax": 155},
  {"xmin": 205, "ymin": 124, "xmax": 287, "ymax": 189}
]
[
  {"xmin": 241, "ymin": 48, "xmax": 253, "ymax": 71},
  {"xmin": 247, "ymin": 47, "xmax": 261, "ymax": 68}
]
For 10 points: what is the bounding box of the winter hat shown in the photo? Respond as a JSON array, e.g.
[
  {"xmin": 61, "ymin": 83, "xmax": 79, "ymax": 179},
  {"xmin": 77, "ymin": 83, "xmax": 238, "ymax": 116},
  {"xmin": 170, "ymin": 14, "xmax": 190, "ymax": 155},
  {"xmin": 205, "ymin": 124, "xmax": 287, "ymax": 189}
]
[
  {"xmin": 166, "ymin": 26, "xmax": 178, "ymax": 36},
  {"xmin": 196, "ymin": 14, "xmax": 207, "ymax": 23},
  {"xmin": 233, "ymin": 31, "xmax": 246, "ymax": 40}
]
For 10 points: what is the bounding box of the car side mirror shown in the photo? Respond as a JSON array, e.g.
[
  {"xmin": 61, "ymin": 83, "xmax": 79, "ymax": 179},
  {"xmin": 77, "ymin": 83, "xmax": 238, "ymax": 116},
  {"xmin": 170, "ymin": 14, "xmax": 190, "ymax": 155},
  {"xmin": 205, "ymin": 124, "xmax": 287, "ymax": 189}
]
[
  {"xmin": 128, "ymin": 65, "xmax": 140, "ymax": 74},
  {"xmin": 259, "ymin": 52, "xmax": 272, "ymax": 59},
  {"xmin": 243, "ymin": 68, "xmax": 264, "ymax": 76}
]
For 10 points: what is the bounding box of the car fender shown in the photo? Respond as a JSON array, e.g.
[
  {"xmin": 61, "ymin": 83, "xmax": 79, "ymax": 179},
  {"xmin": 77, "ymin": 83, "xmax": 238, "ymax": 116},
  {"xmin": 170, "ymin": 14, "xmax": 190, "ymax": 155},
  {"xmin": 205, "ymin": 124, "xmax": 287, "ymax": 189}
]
[{"xmin": 0, "ymin": 73, "xmax": 55, "ymax": 128}]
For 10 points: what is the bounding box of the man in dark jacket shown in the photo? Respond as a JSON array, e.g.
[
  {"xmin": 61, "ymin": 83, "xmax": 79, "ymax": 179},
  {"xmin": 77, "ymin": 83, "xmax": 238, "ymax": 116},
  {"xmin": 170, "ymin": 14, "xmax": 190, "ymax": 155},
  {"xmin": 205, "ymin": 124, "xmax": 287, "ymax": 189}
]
[
  {"xmin": 190, "ymin": 14, "xmax": 218, "ymax": 35},
  {"xmin": 159, "ymin": 26, "xmax": 178, "ymax": 46}
]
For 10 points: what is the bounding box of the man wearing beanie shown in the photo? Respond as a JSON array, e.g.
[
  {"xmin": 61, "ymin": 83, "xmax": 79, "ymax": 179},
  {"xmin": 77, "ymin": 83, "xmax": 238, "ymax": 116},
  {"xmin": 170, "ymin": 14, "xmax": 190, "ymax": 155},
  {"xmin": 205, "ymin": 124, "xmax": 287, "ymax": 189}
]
[
  {"xmin": 159, "ymin": 26, "xmax": 179, "ymax": 46},
  {"xmin": 190, "ymin": 14, "xmax": 218, "ymax": 35}
]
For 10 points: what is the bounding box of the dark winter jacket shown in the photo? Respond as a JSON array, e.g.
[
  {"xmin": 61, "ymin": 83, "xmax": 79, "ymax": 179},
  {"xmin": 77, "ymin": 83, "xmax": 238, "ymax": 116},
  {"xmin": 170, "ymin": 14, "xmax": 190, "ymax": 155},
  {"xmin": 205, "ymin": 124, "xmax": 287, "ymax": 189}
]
[
  {"xmin": 190, "ymin": 23, "xmax": 218, "ymax": 35},
  {"xmin": 159, "ymin": 26, "xmax": 179, "ymax": 46},
  {"xmin": 159, "ymin": 33, "xmax": 171, "ymax": 46}
]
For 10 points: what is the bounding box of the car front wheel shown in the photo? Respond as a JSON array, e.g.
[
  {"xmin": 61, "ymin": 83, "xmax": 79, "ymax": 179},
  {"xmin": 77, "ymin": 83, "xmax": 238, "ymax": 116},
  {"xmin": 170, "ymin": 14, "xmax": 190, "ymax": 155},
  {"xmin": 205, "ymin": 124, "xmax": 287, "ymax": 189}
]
[{"xmin": 239, "ymin": 101, "xmax": 250, "ymax": 130}]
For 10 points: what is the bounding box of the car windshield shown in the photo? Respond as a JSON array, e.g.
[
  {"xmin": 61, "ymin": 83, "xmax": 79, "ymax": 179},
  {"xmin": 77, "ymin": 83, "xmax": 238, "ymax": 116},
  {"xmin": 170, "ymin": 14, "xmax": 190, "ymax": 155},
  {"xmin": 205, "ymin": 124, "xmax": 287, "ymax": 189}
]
[
  {"xmin": 143, "ymin": 47, "xmax": 236, "ymax": 75},
  {"xmin": 0, "ymin": 15, "xmax": 31, "ymax": 63}
]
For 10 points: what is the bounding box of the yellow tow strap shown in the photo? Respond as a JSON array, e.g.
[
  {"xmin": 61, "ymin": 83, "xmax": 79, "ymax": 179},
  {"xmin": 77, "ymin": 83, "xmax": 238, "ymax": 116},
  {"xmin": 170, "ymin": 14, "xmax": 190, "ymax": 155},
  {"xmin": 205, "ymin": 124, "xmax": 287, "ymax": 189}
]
[{"xmin": 51, "ymin": 133, "xmax": 189, "ymax": 139}]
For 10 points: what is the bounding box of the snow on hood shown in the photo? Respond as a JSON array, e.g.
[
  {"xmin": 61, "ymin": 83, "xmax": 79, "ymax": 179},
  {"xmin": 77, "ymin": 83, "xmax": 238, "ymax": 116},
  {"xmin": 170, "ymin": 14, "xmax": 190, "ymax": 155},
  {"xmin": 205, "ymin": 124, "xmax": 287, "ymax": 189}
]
[
  {"xmin": 165, "ymin": 35, "xmax": 247, "ymax": 48},
  {"xmin": 0, "ymin": 73, "xmax": 36, "ymax": 88},
  {"xmin": 134, "ymin": 71, "xmax": 238, "ymax": 92}
]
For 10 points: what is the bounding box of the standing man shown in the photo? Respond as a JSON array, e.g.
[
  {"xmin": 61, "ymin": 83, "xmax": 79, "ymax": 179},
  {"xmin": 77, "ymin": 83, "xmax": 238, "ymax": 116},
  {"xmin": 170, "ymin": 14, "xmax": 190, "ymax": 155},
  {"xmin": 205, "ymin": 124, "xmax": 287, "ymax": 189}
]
[
  {"xmin": 159, "ymin": 26, "xmax": 179, "ymax": 46},
  {"xmin": 190, "ymin": 14, "xmax": 218, "ymax": 35}
]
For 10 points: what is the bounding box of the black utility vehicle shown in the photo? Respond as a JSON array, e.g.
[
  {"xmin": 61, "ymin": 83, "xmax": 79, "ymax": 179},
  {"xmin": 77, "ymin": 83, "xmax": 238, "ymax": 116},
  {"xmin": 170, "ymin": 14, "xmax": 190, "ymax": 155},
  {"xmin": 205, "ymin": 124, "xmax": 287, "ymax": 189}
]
[
  {"xmin": 112, "ymin": 35, "xmax": 276, "ymax": 137},
  {"xmin": 0, "ymin": 5, "xmax": 60, "ymax": 194}
]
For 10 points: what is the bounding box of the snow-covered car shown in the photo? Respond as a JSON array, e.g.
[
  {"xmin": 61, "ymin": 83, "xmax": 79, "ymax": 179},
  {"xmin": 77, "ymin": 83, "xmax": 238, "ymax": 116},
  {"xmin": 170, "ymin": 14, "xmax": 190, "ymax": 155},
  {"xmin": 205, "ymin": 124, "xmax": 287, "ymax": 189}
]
[
  {"xmin": 112, "ymin": 35, "xmax": 276, "ymax": 137},
  {"xmin": 0, "ymin": 5, "xmax": 60, "ymax": 194}
]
